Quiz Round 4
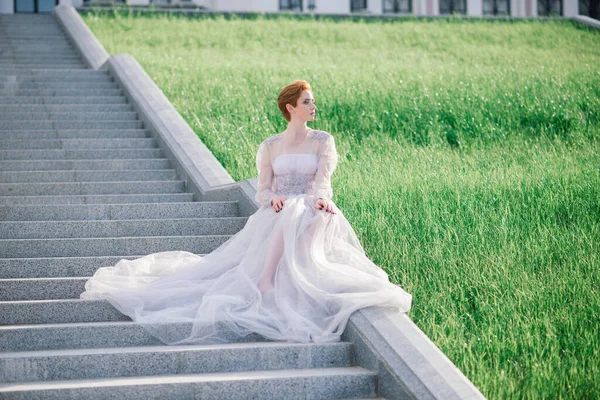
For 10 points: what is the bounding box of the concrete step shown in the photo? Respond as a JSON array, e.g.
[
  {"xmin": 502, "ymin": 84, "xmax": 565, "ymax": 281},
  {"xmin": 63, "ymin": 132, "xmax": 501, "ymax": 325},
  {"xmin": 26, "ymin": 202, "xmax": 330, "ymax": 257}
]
[
  {"xmin": 1, "ymin": 81, "xmax": 117, "ymax": 90},
  {"xmin": 0, "ymin": 104, "xmax": 131, "ymax": 113},
  {"xmin": 0, "ymin": 254, "xmax": 205, "ymax": 279},
  {"xmin": 0, "ymin": 193, "xmax": 194, "ymax": 206},
  {"xmin": 0, "ymin": 60, "xmax": 82, "ymax": 66},
  {"xmin": 0, "ymin": 299, "xmax": 129, "ymax": 324},
  {"xmin": 0, "ymin": 129, "xmax": 146, "ymax": 140},
  {"xmin": 0, "ymin": 70, "xmax": 110, "ymax": 79},
  {"xmin": 0, "ymin": 138, "xmax": 155, "ymax": 150},
  {"xmin": 0, "ymin": 88, "xmax": 121, "ymax": 97},
  {"xmin": 0, "ymin": 201, "xmax": 238, "ymax": 221},
  {"xmin": 0, "ymin": 321, "xmax": 265, "ymax": 352},
  {"xmin": 0, "ymin": 158, "xmax": 166, "ymax": 172},
  {"xmin": 0, "ymin": 235, "xmax": 230, "ymax": 258},
  {"xmin": 0, "ymin": 65, "xmax": 87, "ymax": 71},
  {"xmin": 0, "ymin": 342, "xmax": 353, "ymax": 382},
  {"xmin": 0, "ymin": 148, "xmax": 162, "ymax": 160},
  {"xmin": 0, "ymin": 217, "xmax": 248, "ymax": 239},
  {"xmin": 0, "ymin": 367, "xmax": 376, "ymax": 399},
  {"xmin": 0, "ymin": 75, "xmax": 112, "ymax": 84},
  {"xmin": 0, "ymin": 120, "xmax": 143, "ymax": 130},
  {"xmin": 0, "ymin": 96, "xmax": 127, "ymax": 105},
  {"xmin": 0, "ymin": 180, "xmax": 184, "ymax": 196},
  {"xmin": 0, "ymin": 169, "xmax": 177, "ymax": 183},
  {"xmin": 0, "ymin": 51, "xmax": 79, "ymax": 57},
  {"xmin": 0, "ymin": 277, "xmax": 89, "ymax": 301},
  {"xmin": 1, "ymin": 111, "xmax": 137, "ymax": 121}
]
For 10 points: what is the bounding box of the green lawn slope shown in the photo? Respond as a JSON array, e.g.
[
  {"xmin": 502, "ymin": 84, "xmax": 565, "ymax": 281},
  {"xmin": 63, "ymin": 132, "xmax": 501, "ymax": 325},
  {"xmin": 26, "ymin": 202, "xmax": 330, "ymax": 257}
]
[{"xmin": 82, "ymin": 11, "xmax": 600, "ymax": 399}]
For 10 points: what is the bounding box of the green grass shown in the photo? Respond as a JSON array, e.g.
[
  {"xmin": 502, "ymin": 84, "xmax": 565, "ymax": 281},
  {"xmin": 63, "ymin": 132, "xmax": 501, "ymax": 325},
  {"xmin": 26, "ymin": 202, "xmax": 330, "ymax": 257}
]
[{"xmin": 81, "ymin": 11, "xmax": 600, "ymax": 399}]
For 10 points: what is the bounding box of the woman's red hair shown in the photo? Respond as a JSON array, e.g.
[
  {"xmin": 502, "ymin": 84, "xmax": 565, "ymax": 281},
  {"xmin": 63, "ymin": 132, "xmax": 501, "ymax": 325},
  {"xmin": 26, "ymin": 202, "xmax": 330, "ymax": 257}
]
[{"xmin": 277, "ymin": 80, "xmax": 312, "ymax": 122}]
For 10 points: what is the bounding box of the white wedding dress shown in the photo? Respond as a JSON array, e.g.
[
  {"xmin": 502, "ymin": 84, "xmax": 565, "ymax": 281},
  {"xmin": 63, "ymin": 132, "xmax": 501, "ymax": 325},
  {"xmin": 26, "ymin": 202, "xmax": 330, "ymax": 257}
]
[{"xmin": 81, "ymin": 130, "xmax": 412, "ymax": 344}]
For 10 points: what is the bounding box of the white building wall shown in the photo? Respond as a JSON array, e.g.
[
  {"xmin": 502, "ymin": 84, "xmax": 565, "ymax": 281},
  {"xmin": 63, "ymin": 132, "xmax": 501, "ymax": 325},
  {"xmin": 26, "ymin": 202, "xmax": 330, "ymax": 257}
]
[
  {"xmin": 563, "ymin": 0, "xmax": 578, "ymax": 16},
  {"xmin": 467, "ymin": 0, "xmax": 482, "ymax": 15},
  {"xmin": 0, "ymin": 0, "xmax": 15, "ymax": 14},
  {"xmin": 201, "ymin": 0, "xmax": 278, "ymax": 12},
  {"xmin": 367, "ymin": 0, "xmax": 382, "ymax": 14},
  {"xmin": 312, "ymin": 0, "xmax": 350, "ymax": 14}
]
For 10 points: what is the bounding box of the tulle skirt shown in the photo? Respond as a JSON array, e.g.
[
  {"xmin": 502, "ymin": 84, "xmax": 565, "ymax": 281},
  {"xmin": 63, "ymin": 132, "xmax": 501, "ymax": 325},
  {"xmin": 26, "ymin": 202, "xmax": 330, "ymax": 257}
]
[{"xmin": 80, "ymin": 195, "xmax": 412, "ymax": 344}]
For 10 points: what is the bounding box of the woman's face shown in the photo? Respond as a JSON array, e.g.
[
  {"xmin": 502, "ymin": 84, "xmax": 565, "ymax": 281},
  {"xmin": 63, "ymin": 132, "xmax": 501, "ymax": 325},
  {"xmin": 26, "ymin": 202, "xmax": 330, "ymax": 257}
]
[{"xmin": 290, "ymin": 90, "xmax": 317, "ymax": 122}]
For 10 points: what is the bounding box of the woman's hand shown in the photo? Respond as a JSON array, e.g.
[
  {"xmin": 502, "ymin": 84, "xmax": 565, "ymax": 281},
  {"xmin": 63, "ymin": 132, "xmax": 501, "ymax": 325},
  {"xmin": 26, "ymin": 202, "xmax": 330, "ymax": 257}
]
[
  {"xmin": 271, "ymin": 196, "xmax": 286, "ymax": 213},
  {"xmin": 316, "ymin": 198, "xmax": 337, "ymax": 215}
]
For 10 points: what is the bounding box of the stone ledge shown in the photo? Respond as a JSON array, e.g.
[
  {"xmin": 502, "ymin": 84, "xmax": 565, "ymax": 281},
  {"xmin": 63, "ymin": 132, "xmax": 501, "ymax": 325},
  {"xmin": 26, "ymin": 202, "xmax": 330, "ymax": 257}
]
[
  {"xmin": 343, "ymin": 307, "xmax": 486, "ymax": 400},
  {"xmin": 53, "ymin": 5, "xmax": 109, "ymax": 70},
  {"xmin": 572, "ymin": 15, "xmax": 600, "ymax": 31}
]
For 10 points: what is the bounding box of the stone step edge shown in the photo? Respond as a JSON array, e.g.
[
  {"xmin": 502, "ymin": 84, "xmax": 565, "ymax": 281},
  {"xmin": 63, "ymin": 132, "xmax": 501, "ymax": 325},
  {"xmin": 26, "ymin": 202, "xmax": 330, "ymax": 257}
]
[
  {"xmin": 0, "ymin": 341, "xmax": 350, "ymax": 359},
  {"xmin": 0, "ymin": 367, "xmax": 375, "ymax": 392}
]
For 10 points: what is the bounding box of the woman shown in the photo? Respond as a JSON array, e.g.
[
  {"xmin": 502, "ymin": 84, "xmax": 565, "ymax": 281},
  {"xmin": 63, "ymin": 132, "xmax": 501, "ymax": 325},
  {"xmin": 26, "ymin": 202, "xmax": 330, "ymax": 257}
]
[{"xmin": 81, "ymin": 80, "xmax": 412, "ymax": 344}]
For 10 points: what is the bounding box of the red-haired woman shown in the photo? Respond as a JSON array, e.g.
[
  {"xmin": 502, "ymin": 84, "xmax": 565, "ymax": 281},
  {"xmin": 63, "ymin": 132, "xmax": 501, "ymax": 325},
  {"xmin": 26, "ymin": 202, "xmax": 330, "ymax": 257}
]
[{"xmin": 82, "ymin": 80, "xmax": 412, "ymax": 344}]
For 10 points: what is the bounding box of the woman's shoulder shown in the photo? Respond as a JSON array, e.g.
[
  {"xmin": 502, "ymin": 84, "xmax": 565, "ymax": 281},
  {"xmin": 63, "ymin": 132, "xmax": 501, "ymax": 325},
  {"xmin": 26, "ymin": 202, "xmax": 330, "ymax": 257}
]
[
  {"xmin": 310, "ymin": 130, "xmax": 333, "ymax": 142},
  {"xmin": 262, "ymin": 133, "xmax": 283, "ymax": 146}
]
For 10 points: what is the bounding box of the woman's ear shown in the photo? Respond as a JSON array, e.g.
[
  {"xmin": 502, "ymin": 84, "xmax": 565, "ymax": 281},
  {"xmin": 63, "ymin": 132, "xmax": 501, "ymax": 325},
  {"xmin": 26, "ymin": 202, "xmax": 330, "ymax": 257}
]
[{"xmin": 286, "ymin": 103, "xmax": 295, "ymax": 114}]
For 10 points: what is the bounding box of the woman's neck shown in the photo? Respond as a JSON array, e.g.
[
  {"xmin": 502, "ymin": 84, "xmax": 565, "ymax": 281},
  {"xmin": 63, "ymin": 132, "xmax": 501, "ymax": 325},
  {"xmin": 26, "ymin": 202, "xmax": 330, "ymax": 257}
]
[{"xmin": 283, "ymin": 121, "xmax": 311, "ymax": 141}]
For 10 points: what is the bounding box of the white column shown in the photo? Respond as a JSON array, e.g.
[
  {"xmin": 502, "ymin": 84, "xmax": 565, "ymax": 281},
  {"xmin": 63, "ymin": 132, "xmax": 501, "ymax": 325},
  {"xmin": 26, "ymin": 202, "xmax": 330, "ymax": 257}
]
[
  {"xmin": 510, "ymin": 0, "xmax": 524, "ymax": 16},
  {"xmin": 314, "ymin": 0, "xmax": 350, "ymax": 14},
  {"xmin": 0, "ymin": 0, "xmax": 15, "ymax": 14},
  {"xmin": 412, "ymin": 0, "xmax": 428, "ymax": 15},
  {"xmin": 525, "ymin": 0, "xmax": 537, "ymax": 16},
  {"xmin": 467, "ymin": 0, "xmax": 482, "ymax": 15},
  {"xmin": 368, "ymin": 0, "xmax": 383, "ymax": 14},
  {"xmin": 563, "ymin": 0, "xmax": 578, "ymax": 16},
  {"xmin": 429, "ymin": 0, "xmax": 440, "ymax": 15}
]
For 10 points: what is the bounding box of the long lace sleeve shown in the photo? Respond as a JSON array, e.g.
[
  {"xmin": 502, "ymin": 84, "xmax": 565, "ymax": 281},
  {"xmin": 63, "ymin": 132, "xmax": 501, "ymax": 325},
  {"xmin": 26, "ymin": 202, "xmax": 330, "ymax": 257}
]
[
  {"xmin": 255, "ymin": 141, "xmax": 277, "ymax": 207},
  {"xmin": 307, "ymin": 134, "xmax": 338, "ymax": 206}
]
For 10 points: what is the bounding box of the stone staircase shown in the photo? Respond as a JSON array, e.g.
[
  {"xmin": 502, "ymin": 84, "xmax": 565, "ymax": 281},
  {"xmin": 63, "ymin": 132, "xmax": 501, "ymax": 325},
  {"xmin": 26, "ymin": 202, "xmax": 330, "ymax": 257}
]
[{"xmin": 0, "ymin": 13, "xmax": 381, "ymax": 399}]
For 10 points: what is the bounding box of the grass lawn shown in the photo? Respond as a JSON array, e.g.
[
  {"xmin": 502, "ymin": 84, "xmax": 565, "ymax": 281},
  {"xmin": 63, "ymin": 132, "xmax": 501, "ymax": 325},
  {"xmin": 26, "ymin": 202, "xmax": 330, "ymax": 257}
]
[{"xmin": 82, "ymin": 10, "xmax": 600, "ymax": 399}]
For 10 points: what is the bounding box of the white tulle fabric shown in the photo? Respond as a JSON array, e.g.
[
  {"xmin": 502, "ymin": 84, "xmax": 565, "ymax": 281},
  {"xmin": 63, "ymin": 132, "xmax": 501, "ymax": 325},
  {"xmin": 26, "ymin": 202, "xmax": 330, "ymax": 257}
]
[{"xmin": 81, "ymin": 130, "xmax": 412, "ymax": 344}]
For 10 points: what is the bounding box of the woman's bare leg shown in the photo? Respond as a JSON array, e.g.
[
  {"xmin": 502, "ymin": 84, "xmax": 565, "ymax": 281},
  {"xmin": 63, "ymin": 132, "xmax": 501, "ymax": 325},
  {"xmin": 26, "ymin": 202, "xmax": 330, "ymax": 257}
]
[{"xmin": 258, "ymin": 228, "xmax": 284, "ymax": 294}]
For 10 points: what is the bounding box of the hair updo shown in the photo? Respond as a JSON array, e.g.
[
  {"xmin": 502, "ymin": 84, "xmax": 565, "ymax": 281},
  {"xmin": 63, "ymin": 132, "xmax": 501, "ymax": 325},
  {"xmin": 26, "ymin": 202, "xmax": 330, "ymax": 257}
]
[{"xmin": 277, "ymin": 80, "xmax": 312, "ymax": 122}]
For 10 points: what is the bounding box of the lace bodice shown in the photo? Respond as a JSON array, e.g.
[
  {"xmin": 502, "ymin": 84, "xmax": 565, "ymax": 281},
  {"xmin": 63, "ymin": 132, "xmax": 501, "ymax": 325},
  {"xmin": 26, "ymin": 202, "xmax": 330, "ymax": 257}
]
[{"xmin": 255, "ymin": 130, "xmax": 338, "ymax": 207}]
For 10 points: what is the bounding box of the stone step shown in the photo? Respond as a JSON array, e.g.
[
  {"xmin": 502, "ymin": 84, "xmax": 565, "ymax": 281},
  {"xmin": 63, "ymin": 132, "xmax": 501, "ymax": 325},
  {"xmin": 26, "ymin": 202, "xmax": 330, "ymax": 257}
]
[
  {"xmin": 0, "ymin": 169, "xmax": 176, "ymax": 183},
  {"xmin": 0, "ymin": 129, "xmax": 146, "ymax": 141},
  {"xmin": 0, "ymin": 193, "xmax": 194, "ymax": 207},
  {"xmin": 1, "ymin": 81, "xmax": 117, "ymax": 90},
  {"xmin": 0, "ymin": 104, "xmax": 131, "ymax": 113},
  {"xmin": 0, "ymin": 342, "xmax": 353, "ymax": 382},
  {"xmin": 0, "ymin": 148, "xmax": 162, "ymax": 160},
  {"xmin": 0, "ymin": 367, "xmax": 376, "ymax": 400},
  {"xmin": 0, "ymin": 277, "xmax": 89, "ymax": 301},
  {"xmin": 0, "ymin": 120, "xmax": 143, "ymax": 130},
  {"xmin": 0, "ymin": 138, "xmax": 155, "ymax": 150},
  {"xmin": 0, "ymin": 254, "xmax": 205, "ymax": 279},
  {"xmin": 0, "ymin": 180, "xmax": 184, "ymax": 196},
  {"xmin": 0, "ymin": 217, "xmax": 248, "ymax": 239},
  {"xmin": 0, "ymin": 75, "xmax": 112, "ymax": 84},
  {"xmin": 0, "ymin": 235, "xmax": 230, "ymax": 258},
  {"xmin": 0, "ymin": 70, "xmax": 110, "ymax": 80},
  {"xmin": 0, "ymin": 50, "xmax": 79, "ymax": 57},
  {"xmin": 0, "ymin": 60, "xmax": 82, "ymax": 66},
  {"xmin": 0, "ymin": 321, "xmax": 265, "ymax": 352},
  {"xmin": 0, "ymin": 112, "xmax": 138, "ymax": 121},
  {"xmin": 0, "ymin": 96, "xmax": 127, "ymax": 105},
  {"xmin": 0, "ymin": 201, "xmax": 238, "ymax": 221},
  {"xmin": 0, "ymin": 158, "xmax": 166, "ymax": 172},
  {"xmin": 0, "ymin": 65, "xmax": 87, "ymax": 71},
  {"xmin": 0, "ymin": 88, "xmax": 121, "ymax": 97},
  {"xmin": 0, "ymin": 299, "xmax": 128, "ymax": 324}
]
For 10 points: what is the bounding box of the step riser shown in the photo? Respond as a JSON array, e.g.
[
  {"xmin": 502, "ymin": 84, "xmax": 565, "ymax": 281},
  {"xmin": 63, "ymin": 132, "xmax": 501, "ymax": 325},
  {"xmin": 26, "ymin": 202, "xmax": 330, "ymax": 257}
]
[
  {"xmin": 0, "ymin": 97, "xmax": 127, "ymax": 105},
  {"xmin": 0, "ymin": 193, "xmax": 194, "ymax": 207},
  {"xmin": 0, "ymin": 138, "xmax": 154, "ymax": 150},
  {"xmin": 0, "ymin": 254, "xmax": 202, "ymax": 279},
  {"xmin": 0, "ymin": 202, "xmax": 238, "ymax": 221},
  {"xmin": 0, "ymin": 322, "xmax": 265, "ymax": 352},
  {"xmin": 0, "ymin": 218, "xmax": 247, "ymax": 239},
  {"xmin": 0, "ymin": 121, "xmax": 143, "ymax": 130},
  {"xmin": 0, "ymin": 343, "xmax": 353, "ymax": 382},
  {"xmin": 0, "ymin": 149, "xmax": 162, "ymax": 161},
  {"xmin": 0, "ymin": 300, "xmax": 130, "ymax": 324},
  {"xmin": 0, "ymin": 159, "xmax": 166, "ymax": 172},
  {"xmin": 0, "ymin": 181, "xmax": 184, "ymax": 197},
  {"xmin": 0, "ymin": 236, "xmax": 229, "ymax": 258},
  {"xmin": 0, "ymin": 278, "xmax": 87, "ymax": 301},
  {"xmin": 0, "ymin": 112, "xmax": 137, "ymax": 121},
  {"xmin": 0, "ymin": 170, "xmax": 176, "ymax": 183},
  {"xmin": 1, "ymin": 83, "xmax": 117, "ymax": 90},
  {"xmin": 0, "ymin": 106, "xmax": 132, "ymax": 113},
  {"xmin": 0, "ymin": 89, "xmax": 121, "ymax": 97},
  {"xmin": 0, "ymin": 373, "xmax": 375, "ymax": 400},
  {"xmin": 0, "ymin": 130, "xmax": 147, "ymax": 141},
  {"xmin": 0, "ymin": 76, "xmax": 112, "ymax": 84}
]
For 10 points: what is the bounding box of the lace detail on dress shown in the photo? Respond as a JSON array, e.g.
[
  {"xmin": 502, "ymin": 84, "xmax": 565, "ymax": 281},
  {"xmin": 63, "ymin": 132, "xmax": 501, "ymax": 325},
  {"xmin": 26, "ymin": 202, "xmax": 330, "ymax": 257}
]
[
  {"xmin": 264, "ymin": 134, "xmax": 283, "ymax": 145},
  {"xmin": 310, "ymin": 130, "xmax": 330, "ymax": 142},
  {"xmin": 275, "ymin": 173, "xmax": 314, "ymax": 196}
]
